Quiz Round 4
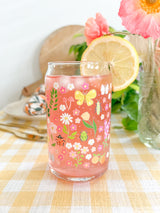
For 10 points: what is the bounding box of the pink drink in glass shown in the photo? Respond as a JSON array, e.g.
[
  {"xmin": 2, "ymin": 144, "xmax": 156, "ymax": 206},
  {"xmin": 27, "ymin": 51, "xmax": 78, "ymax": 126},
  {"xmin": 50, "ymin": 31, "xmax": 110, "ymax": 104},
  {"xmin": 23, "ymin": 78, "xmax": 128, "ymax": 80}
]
[{"xmin": 45, "ymin": 62, "xmax": 112, "ymax": 181}]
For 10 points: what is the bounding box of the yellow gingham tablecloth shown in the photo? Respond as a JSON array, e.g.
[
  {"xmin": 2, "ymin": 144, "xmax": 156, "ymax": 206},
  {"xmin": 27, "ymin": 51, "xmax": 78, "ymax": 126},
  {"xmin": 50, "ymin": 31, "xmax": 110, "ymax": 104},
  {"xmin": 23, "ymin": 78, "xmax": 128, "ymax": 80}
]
[{"xmin": 0, "ymin": 111, "xmax": 160, "ymax": 213}]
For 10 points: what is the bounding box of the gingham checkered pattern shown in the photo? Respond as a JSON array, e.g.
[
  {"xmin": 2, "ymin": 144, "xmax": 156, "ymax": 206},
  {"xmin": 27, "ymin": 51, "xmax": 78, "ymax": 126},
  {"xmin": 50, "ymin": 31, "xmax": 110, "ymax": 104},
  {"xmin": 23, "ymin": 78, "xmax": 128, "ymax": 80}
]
[{"xmin": 0, "ymin": 111, "xmax": 160, "ymax": 213}]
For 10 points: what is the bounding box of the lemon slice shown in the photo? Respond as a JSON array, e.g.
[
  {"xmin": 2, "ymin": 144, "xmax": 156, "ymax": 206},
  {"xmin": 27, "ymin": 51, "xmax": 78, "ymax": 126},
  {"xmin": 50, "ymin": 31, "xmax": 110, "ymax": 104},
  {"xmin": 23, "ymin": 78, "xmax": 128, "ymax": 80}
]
[{"xmin": 81, "ymin": 36, "xmax": 139, "ymax": 91}]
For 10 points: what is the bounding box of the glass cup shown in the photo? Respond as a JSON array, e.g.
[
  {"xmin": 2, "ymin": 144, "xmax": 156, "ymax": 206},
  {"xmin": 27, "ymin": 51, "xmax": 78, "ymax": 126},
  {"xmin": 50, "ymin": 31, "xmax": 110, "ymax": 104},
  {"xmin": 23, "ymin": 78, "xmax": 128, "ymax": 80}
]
[{"xmin": 45, "ymin": 61, "xmax": 112, "ymax": 181}]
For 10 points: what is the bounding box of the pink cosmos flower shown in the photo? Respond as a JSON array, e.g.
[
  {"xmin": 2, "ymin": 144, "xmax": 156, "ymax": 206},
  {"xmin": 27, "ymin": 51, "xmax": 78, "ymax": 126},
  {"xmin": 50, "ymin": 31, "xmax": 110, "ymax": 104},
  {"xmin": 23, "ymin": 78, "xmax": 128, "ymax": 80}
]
[
  {"xmin": 83, "ymin": 162, "xmax": 90, "ymax": 168},
  {"xmin": 58, "ymin": 154, "xmax": 64, "ymax": 160},
  {"xmin": 70, "ymin": 124, "xmax": 77, "ymax": 131},
  {"xmin": 118, "ymin": 0, "xmax": 160, "ymax": 40},
  {"xmin": 85, "ymin": 13, "xmax": 109, "ymax": 45},
  {"xmin": 96, "ymin": 135, "xmax": 102, "ymax": 142},
  {"xmin": 98, "ymin": 145, "xmax": 103, "ymax": 152},
  {"xmin": 53, "ymin": 117, "xmax": 58, "ymax": 123},
  {"xmin": 66, "ymin": 160, "xmax": 72, "ymax": 166},
  {"xmin": 105, "ymin": 104, "xmax": 109, "ymax": 111},
  {"xmin": 60, "ymin": 87, "xmax": 66, "ymax": 94},
  {"xmin": 57, "ymin": 126, "xmax": 62, "ymax": 132},
  {"xmin": 69, "ymin": 151, "xmax": 77, "ymax": 158},
  {"xmin": 61, "ymin": 149, "xmax": 67, "ymax": 155},
  {"xmin": 82, "ymin": 83, "xmax": 89, "ymax": 90},
  {"xmin": 73, "ymin": 108, "xmax": 80, "ymax": 116},
  {"xmin": 98, "ymin": 126, "xmax": 103, "ymax": 133}
]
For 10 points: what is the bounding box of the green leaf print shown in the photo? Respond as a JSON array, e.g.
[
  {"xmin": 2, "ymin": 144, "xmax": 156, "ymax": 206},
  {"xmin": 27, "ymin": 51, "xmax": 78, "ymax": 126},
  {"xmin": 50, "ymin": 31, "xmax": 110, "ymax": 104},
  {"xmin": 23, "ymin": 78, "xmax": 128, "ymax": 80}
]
[
  {"xmin": 82, "ymin": 120, "xmax": 93, "ymax": 129},
  {"xmin": 49, "ymin": 88, "xmax": 58, "ymax": 112},
  {"xmin": 51, "ymin": 143, "xmax": 56, "ymax": 146},
  {"xmin": 68, "ymin": 136, "xmax": 75, "ymax": 139},
  {"xmin": 93, "ymin": 120, "xmax": 97, "ymax": 134},
  {"xmin": 71, "ymin": 131, "xmax": 77, "ymax": 136}
]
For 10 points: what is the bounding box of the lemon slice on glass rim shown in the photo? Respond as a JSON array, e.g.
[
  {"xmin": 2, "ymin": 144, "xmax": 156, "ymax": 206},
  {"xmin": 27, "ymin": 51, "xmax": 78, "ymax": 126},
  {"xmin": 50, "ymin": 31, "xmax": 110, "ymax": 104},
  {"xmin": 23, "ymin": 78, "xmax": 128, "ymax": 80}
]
[{"xmin": 80, "ymin": 36, "xmax": 139, "ymax": 92}]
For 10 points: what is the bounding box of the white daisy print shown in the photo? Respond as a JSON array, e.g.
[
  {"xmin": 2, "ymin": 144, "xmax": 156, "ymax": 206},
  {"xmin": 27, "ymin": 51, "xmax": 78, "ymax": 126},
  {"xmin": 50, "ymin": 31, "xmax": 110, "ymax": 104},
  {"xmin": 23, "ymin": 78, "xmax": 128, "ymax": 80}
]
[
  {"xmin": 73, "ymin": 142, "xmax": 82, "ymax": 150},
  {"xmin": 101, "ymin": 114, "xmax": 104, "ymax": 120},
  {"xmin": 86, "ymin": 154, "xmax": 92, "ymax": 160},
  {"xmin": 75, "ymin": 118, "xmax": 81, "ymax": 124},
  {"xmin": 60, "ymin": 113, "xmax": 73, "ymax": 125},
  {"xmin": 66, "ymin": 143, "xmax": 72, "ymax": 149},
  {"xmin": 81, "ymin": 146, "xmax": 89, "ymax": 154},
  {"xmin": 88, "ymin": 139, "xmax": 95, "ymax": 146},
  {"xmin": 67, "ymin": 83, "xmax": 75, "ymax": 90},
  {"xmin": 91, "ymin": 147, "xmax": 96, "ymax": 152},
  {"xmin": 59, "ymin": 104, "xmax": 66, "ymax": 111},
  {"xmin": 53, "ymin": 82, "xmax": 59, "ymax": 90}
]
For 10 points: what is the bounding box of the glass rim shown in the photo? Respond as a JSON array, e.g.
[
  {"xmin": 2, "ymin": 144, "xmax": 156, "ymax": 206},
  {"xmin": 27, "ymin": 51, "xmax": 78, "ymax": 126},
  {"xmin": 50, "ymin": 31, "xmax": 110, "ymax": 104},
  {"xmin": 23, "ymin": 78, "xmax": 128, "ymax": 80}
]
[
  {"xmin": 48, "ymin": 61, "xmax": 110, "ymax": 65},
  {"xmin": 47, "ymin": 61, "xmax": 111, "ymax": 78}
]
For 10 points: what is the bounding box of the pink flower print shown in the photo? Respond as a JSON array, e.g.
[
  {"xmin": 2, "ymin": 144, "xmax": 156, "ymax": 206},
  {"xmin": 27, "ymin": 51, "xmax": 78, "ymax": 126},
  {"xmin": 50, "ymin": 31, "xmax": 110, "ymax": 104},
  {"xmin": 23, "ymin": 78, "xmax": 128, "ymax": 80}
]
[
  {"xmin": 75, "ymin": 118, "xmax": 81, "ymax": 124},
  {"xmin": 57, "ymin": 126, "xmax": 62, "ymax": 132},
  {"xmin": 98, "ymin": 126, "xmax": 103, "ymax": 133},
  {"xmin": 58, "ymin": 154, "xmax": 64, "ymax": 160},
  {"xmin": 70, "ymin": 124, "xmax": 77, "ymax": 131},
  {"xmin": 85, "ymin": 13, "xmax": 109, "ymax": 45},
  {"xmin": 96, "ymin": 135, "xmax": 102, "ymax": 142},
  {"xmin": 50, "ymin": 123, "xmax": 57, "ymax": 134},
  {"xmin": 105, "ymin": 104, "xmax": 109, "ymax": 111},
  {"xmin": 98, "ymin": 145, "xmax": 103, "ymax": 152},
  {"xmin": 82, "ymin": 83, "xmax": 89, "ymax": 90},
  {"xmin": 83, "ymin": 162, "xmax": 90, "ymax": 168},
  {"xmin": 81, "ymin": 146, "xmax": 89, "ymax": 154},
  {"xmin": 66, "ymin": 160, "xmax": 72, "ymax": 166},
  {"xmin": 69, "ymin": 151, "xmax": 77, "ymax": 159},
  {"xmin": 60, "ymin": 87, "xmax": 66, "ymax": 94},
  {"xmin": 103, "ymin": 97, "xmax": 107, "ymax": 103},
  {"xmin": 61, "ymin": 149, "xmax": 67, "ymax": 155},
  {"xmin": 73, "ymin": 108, "xmax": 80, "ymax": 116},
  {"xmin": 53, "ymin": 117, "xmax": 58, "ymax": 123},
  {"xmin": 104, "ymin": 120, "xmax": 110, "ymax": 139}
]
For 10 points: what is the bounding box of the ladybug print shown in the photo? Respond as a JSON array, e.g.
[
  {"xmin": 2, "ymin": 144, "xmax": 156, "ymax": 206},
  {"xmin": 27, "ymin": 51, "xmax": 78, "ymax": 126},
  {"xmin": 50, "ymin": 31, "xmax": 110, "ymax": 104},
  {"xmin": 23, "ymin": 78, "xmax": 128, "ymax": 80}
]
[{"xmin": 56, "ymin": 135, "xmax": 65, "ymax": 146}]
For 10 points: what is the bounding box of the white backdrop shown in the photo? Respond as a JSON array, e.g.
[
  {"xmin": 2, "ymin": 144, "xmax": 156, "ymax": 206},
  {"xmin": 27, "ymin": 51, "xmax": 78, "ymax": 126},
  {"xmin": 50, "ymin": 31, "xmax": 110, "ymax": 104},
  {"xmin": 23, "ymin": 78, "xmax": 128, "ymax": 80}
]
[{"xmin": 0, "ymin": 0, "xmax": 124, "ymax": 109}]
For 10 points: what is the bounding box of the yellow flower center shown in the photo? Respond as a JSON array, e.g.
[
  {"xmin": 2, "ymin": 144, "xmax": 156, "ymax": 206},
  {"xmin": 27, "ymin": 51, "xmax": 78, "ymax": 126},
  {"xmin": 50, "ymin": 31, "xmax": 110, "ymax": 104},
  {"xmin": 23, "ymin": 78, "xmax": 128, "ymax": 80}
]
[{"xmin": 140, "ymin": 0, "xmax": 160, "ymax": 13}]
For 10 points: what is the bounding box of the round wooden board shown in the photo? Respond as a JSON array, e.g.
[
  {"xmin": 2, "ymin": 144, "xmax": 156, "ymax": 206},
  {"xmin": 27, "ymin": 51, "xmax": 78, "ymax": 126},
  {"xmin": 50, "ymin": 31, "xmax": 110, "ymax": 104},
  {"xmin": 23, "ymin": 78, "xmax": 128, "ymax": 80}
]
[{"xmin": 39, "ymin": 25, "xmax": 86, "ymax": 78}]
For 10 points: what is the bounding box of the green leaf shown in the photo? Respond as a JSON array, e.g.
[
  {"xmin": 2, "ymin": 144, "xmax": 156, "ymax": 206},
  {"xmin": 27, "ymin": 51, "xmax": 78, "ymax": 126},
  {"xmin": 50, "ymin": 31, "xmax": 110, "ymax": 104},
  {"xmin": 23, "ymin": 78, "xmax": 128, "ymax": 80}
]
[
  {"xmin": 78, "ymin": 162, "xmax": 82, "ymax": 165},
  {"xmin": 93, "ymin": 120, "xmax": 97, "ymax": 133},
  {"xmin": 122, "ymin": 116, "xmax": 138, "ymax": 130},
  {"xmin": 63, "ymin": 125, "xmax": 67, "ymax": 130},
  {"xmin": 63, "ymin": 129, "xmax": 68, "ymax": 134},
  {"xmin": 129, "ymin": 84, "xmax": 139, "ymax": 92},
  {"xmin": 54, "ymin": 104, "xmax": 58, "ymax": 107},
  {"xmin": 77, "ymin": 151, "xmax": 80, "ymax": 154},
  {"xmin": 51, "ymin": 143, "xmax": 56, "ymax": 146},
  {"xmin": 80, "ymin": 155, "xmax": 84, "ymax": 157},
  {"xmin": 55, "ymin": 95, "xmax": 58, "ymax": 98},
  {"xmin": 51, "ymin": 89, "xmax": 54, "ymax": 95},
  {"xmin": 111, "ymin": 103, "xmax": 121, "ymax": 113},
  {"xmin": 112, "ymin": 89, "xmax": 126, "ymax": 99},
  {"xmin": 54, "ymin": 108, "xmax": 57, "ymax": 111},
  {"xmin": 75, "ymin": 163, "xmax": 78, "ymax": 167},
  {"xmin": 71, "ymin": 131, "xmax": 77, "ymax": 136},
  {"xmin": 79, "ymin": 158, "xmax": 82, "ymax": 161},
  {"xmin": 82, "ymin": 120, "xmax": 93, "ymax": 129},
  {"xmin": 122, "ymin": 102, "xmax": 138, "ymax": 121},
  {"xmin": 68, "ymin": 136, "xmax": 75, "ymax": 139}
]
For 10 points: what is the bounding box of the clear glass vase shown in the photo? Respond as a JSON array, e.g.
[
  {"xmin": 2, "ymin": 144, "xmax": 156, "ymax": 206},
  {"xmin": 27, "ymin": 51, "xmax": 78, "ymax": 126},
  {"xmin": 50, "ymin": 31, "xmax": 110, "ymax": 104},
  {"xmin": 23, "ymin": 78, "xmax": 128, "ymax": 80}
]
[{"xmin": 138, "ymin": 40, "xmax": 160, "ymax": 149}]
